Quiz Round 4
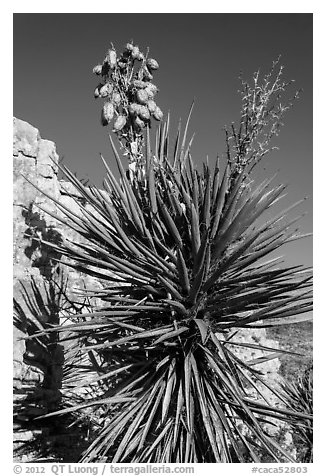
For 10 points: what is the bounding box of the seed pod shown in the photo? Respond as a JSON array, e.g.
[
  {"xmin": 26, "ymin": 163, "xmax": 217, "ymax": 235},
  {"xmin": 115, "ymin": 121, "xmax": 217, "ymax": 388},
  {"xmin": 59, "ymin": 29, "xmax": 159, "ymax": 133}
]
[
  {"xmin": 93, "ymin": 64, "xmax": 103, "ymax": 75},
  {"xmin": 101, "ymin": 110, "xmax": 108, "ymax": 126},
  {"xmin": 142, "ymin": 66, "xmax": 153, "ymax": 81},
  {"xmin": 134, "ymin": 116, "xmax": 145, "ymax": 129},
  {"xmin": 146, "ymin": 58, "xmax": 159, "ymax": 70},
  {"xmin": 114, "ymin": 115, "xmax": 127, "ymax": 131},
  {"xmin": 106, "ymin": 49, "xmax": 117, "ymax": 68},
  {"xmin": 146, "ymin": 83, "xmax": 158, "ymax": 94},
  {"xmin": 99, "ymin": 82, "xmax": 113, "ymax": 98},
  {"xmin": 129, "ymin": 103, "xmax": 142, "ymax": 115},
  {"xmin": 102, "ymin": 102, "xmax": 115, "ymax": 123},
  {"xmin": 144, "ymin": 85, "xmax": 158, "ymax": 99},
  {"xmin": 138, "ymin": 105, "xmax": 150, "ymax": 121},
  {"xmin": 94, "ymin": 85, "xmax": 102, "ymax": 98},
  {"xmin": 137, "ymin": 52, "xmax": 145, "ymax": 61},
  {"xmin": 153, "ymin": 106, "xmax": 163, "ymax": 121},
  {"xmin": 144, "ymin": 88, "xmax": 154, "ymax": 99},
  {"xmin": 147, "ymin": 100, "xmax": 157, "ymax": 114},
  {"xmin": 131, "ymin": 46, "xmax": 140, "ymax": 59},
  {"xmin": 136, "ymin": 89, "xmax": 149, "ymax": 105},
  {"xmin": 111, "ymin": 92, "xmax": 121, "ymax": 106},
  {"xmin": 145, "ymin": 83, "xmax": 158, "ymax": 94},
  {"xmin": 131, "ymin": 79, "xmax": 147, "ymax": 89}
]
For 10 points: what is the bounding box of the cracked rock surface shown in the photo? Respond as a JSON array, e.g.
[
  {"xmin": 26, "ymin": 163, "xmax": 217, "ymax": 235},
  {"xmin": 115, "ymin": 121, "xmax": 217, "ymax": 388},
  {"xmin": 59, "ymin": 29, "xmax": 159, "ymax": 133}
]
[{"xmin": 13, "ymin": 118, "xmax": 101, "ymax": 459}]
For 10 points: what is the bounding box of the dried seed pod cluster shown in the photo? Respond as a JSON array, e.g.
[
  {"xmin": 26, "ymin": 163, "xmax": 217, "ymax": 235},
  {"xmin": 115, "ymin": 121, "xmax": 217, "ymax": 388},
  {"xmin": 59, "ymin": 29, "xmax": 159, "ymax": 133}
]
[{"xmin": 92, "ymin": 41, "xmax": 163, "ymax": 137}]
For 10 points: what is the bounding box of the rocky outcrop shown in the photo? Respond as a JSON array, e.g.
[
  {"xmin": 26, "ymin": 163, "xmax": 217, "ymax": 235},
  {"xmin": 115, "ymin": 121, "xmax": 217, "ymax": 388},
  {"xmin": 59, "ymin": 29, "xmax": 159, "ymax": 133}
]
[{"xmin": 13, "ymin": 118, "xmax": 100, "ymax": 460}]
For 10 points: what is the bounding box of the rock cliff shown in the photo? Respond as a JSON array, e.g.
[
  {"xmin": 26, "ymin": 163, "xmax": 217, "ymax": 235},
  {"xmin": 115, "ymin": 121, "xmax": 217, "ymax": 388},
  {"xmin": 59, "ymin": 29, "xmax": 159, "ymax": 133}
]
[{"xmin": 13, "ymin": 118, "xmax": 100, "ymax": 460}]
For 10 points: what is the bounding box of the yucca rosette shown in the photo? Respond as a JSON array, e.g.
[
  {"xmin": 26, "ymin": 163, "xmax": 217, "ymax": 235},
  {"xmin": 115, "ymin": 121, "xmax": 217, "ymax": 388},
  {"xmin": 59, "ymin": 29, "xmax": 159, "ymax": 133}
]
[{"xmin": 30, "ymin": 98, "xmax": 312, "ymax": 462}]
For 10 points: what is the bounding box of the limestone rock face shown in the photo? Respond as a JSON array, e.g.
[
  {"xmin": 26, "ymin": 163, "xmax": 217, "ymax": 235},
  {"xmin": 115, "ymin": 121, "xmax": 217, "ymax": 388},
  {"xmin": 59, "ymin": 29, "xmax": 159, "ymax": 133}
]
[
  {"xmin": 13, "ymin": 118, "xmax": 60, "ymax": 279},
  {"xmin": 13, "ymin": 118, "xmax": 100, "ymax": 458}
]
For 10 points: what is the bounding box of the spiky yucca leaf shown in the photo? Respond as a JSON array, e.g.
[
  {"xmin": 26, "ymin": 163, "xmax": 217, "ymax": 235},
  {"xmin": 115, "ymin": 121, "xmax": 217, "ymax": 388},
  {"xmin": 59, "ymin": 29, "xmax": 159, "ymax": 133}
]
[{"xmin": 280, "ymin": 366, "xmax": 313, "ymax": 462}]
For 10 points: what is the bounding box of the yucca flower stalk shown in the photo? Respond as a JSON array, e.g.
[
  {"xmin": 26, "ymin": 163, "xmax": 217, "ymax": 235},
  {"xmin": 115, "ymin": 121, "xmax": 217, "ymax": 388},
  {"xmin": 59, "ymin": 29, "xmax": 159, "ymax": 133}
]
[
  {"xmin": 93, "ymin": 41, "xmax": 163, "ymax": 181},
  {"xmin": 24, "ymin": 56, "xmax": 312, "ymax": 463}
]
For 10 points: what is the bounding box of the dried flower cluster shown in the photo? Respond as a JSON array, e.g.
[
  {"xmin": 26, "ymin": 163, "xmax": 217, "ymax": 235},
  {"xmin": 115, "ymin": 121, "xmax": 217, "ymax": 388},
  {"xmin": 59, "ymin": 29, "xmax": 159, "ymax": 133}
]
[
  {"xmin": 93, "ymin": 41, "xmax": 163, "ymax": 170},
  {"xmin": 224, "ymin": 57, "xmax": 298, "ymax": 185}
]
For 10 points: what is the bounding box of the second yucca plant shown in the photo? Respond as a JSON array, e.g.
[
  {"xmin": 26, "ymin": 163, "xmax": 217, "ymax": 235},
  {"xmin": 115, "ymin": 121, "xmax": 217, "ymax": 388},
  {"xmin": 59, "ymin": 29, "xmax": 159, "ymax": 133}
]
[
  {"xmin": 281, "ymin": 366, "xmax": 313, "ymax": 462},
  {"xmin": 28, "ymin": 50, "xmax": 312, "ymax": 462}
]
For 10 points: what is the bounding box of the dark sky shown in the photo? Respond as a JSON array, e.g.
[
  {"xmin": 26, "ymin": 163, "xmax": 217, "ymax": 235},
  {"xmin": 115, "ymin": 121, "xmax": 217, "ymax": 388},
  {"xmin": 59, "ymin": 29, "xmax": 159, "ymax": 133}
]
[{"xmin": 13, "ymin": 13, "xmax": 312, "ymax": 268}]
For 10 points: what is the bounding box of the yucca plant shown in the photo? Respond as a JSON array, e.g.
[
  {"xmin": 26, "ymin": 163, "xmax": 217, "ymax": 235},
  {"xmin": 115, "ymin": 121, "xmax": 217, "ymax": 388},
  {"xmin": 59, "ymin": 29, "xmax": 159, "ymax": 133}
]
[
  {"xmin": 14, "ymin": 272, "xmax": 102, "ymax": 462},
  {"xmin": 24, "ymin": 50, "xmax": 312, "ymax": 463},
  {"xmin": 280, "ymin": 365, "xmax": 313, "ymax": 462}
]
